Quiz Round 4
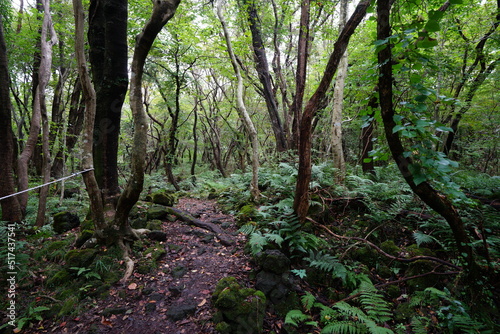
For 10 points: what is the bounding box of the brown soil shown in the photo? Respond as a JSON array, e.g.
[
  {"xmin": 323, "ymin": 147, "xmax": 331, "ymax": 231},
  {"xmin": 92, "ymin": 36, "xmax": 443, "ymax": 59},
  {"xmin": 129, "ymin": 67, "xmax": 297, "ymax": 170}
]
[{"xmin": 33, "ymin": 198, "xmax": 255, "ymax": 334}]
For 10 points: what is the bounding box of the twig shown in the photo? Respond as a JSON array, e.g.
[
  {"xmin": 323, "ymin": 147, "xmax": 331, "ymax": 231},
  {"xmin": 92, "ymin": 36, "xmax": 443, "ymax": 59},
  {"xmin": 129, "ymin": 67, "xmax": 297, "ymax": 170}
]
[{"xmin": 309, "ymin": 218, "xmax": 462, "ymax": 271}]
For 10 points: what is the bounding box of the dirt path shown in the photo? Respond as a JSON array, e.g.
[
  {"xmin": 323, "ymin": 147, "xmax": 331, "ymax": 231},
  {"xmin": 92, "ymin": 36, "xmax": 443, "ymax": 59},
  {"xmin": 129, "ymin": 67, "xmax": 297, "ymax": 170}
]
[{"xmin": 53, "ymin": 198, "xmax": 253, "ymax": 334}]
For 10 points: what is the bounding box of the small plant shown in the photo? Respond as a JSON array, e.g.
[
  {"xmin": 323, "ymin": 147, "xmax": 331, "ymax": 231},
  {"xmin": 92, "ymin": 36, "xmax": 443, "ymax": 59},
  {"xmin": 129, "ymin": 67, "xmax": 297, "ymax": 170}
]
[
  {"xmin": 70, "ymin": 266, "xmax": 101, "ymax": 280},
  {"xmin": 285, "ymin": 280, "xmax": 394, "ymax": 334}
]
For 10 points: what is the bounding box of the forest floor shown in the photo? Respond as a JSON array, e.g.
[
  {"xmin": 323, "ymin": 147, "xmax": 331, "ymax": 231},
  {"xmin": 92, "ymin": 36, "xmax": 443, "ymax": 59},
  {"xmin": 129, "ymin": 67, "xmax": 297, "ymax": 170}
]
[{"xmin": 26, "ymin": 198, "xmax": 259, "ymax": 334}]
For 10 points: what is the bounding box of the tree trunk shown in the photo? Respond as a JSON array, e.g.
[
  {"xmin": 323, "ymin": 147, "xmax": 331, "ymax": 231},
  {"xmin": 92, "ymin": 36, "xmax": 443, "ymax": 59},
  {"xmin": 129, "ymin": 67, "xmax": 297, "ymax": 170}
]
[
  {"xmin": 289, "ymin": 0, "xmax": 311, "ymax": 150},
  {"xmin": 330, "ymin": 0, "xmax": 348, "ymax": 183},
  {"xmin": 376, "ymin": 0, "xmax": 476, "ymax": 271},
  {"xmin": 216, "ymin": 0, "xmax": 260, "ymax": 200},
  {"xmin": 35, "ymin": 0, "xmax": 58, "ymax": 227},
  {"xmin": 361, "ymin": 91, "xmax": 377, "ymax": 175},
  {"xmin": 88, "ymin": 0, "xmax": 129, "ymax": 204},
  {"xmin": 0, "ymin": 15, "xmax": 23, "ymax": 222},
  {"xmin": 294, "ymin": 0, "xmax": 370, "ymax": 221},
  {"xmin": 73, "ymin": 0, "xmax": 106, "ymax": 234},
  {"xmin": 243, "ymin": 0, "xmax": 287, "ymax": 152}
]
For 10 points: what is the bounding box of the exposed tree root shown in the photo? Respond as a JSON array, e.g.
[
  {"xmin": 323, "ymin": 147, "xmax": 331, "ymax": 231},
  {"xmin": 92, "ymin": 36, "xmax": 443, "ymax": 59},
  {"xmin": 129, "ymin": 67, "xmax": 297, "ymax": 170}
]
[
  {"xmin": 164, "ymin": 206, "xmax": 234, "ymax": 246},
  {"xmin": 118, "ymin": 239, "xmax": 134, "ymax": 285},
  {"xmin": 311, "ymin": 218, "xmax": 462, "ymax": 271}
]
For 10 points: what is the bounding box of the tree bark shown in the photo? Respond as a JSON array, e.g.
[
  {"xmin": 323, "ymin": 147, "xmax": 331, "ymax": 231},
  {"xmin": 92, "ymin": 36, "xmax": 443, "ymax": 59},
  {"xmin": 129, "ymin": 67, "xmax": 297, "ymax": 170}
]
[
  {"xmin": 0, "ymin": 15, "xmax": 23, "ymax": 222},
  {"xmin": 73, "ymin": 0, "xmax": 106, "ymax": 234},
  {"xmin": 361, "ymin": 90, "xmax": 377, "ymax": 175},
  {"xmin": 36, "ymin": 0, "xmax": 58, "ymax": 227},
  {"xmin": 376, "ymin": 0, "xmax": 476, "ymax": 270},
  {"xmin": 330, "ymin": 0, "xmax": 348, "ymax": 183},
  {"xmin": 293, "ymin": 0, "xmax": 370, "ymax": 221},
  {"xmin": 88, "ymin": 0, "xmax": 129, "ymax": 203},
  {"xmin": 243, "ymin": 0, "xmax": 287, "ymax": 152},
  {"xmin": 289, "ymin": 0, "xmax": 311, "ymax": 149},
  {"xmin": 216, "ymin": 0, "xmax": 260, "ymax": 200}
]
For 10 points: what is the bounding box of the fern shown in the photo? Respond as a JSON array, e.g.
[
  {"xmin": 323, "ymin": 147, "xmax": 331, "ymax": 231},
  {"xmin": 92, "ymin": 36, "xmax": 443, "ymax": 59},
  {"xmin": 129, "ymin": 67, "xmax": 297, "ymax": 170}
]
[
  {"xmin": 284, "ymin": 309, "xmax": 312, "ymax": 327},
  {"xmin": 249, "ymin": 231, "xmax": 268, "ymax": 254},
  {"xmin": 301, "ymin": 292, "xmax": 316, "ymax": 312},
  {"xmin": 305, "ymin": 250, "xmax": 348, "ymax": 283},
  {"xmin": 412, "ymin": 230, "xmax": 441, "ymax": 247},
  {"xmin": 357, "ymin": 281, "xmax": 392, "ymax": 323},
  {"xmin": 321, "ymin": 321, "xmax": 366, "ymax": 334}
]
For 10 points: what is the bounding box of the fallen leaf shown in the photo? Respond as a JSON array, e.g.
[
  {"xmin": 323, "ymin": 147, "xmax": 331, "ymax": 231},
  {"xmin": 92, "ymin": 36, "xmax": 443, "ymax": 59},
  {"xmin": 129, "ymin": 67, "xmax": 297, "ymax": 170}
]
[
  {"xmin": 128, "ymin": 282, "xmax": 137, "ymax": 290},
  {"xmin": 59, "ymin": 321, "xmax": 67, "ymax": 327},
  {"xmin": 13, "ymin": 329, "xmax": 21, "ymax": 333},
  {"xmin": 200, "ymin": 289, "xmax": 211, "ymax": 294},
  {"xmin": 198, "ymin": 298, "xmax": 207, "ymax": 307}
]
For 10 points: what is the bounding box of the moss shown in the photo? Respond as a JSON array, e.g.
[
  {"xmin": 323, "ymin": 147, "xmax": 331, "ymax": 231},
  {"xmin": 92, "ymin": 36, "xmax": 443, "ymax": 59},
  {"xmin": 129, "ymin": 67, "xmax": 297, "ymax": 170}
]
[
  {"xmin": 407, "ymin": 244, "xmax": 435, "ymax": 257},
  {"xmin": 385, "ymin": 285, "xmax": 401, "ymax": 299},
  {"xmin": 351, "ymin": 245, "xmax": 379, "ymax": 267},
  {"xmin": 380, "ymin": 240, "xmax": 401, "ymax": 256},
  {"xmin": 47, "ymin": 270, "xmax": 71, "ymax": 287},
  {"xmin": 394, "ymin": 302, "xmax": 414, "ymax": 322},
  {"xmin": 215, "ymin": 321, "xmax": 231, "ymax": 333},
  {"xmin": 213, "ymin": 277, "xmax": 266, "ymax": 334},
  {"xmin": 405, "ymin": 260, "xmax": 440, "ymax": 291},
  {"xmin": 146, "ymin": 220, "xmax": 163, "ymax": 231},
  {"xmin": 80, "ymin": 219, "xmax": 94, "ymax": 231},
  {"xmin": 65, "ymin": 249, "xmax": 98, "ymax": 268},
  {"xmin": 58, "ymin": 296, "xmax": 78, "ymax": 317},
  {"xmin": 237, "ymin": 204, "xmax": 258, "ymax": 226}
]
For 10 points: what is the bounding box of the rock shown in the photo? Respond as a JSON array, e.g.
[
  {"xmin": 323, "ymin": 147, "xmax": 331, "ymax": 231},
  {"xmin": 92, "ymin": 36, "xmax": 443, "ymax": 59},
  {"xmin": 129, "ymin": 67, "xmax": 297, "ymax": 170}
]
[
  {"xmin": 146, "ymin": 219, "xmax": 163, "ymax": 230},
  {"xmin": 145, "ymin": 303, "xmax": 157, "ymax": 313},
  {"xmin": 168, "ymin": 284, "xmax": 184, "ymax": 297},
  {"xmin": 75, "ymin": 230, "xmax": 94, "ymax": 248},
  {"xmin": 65, "ymin": 249, "xmax": 98, "ymax": 268},
  {"xmin": 146, "ymin": 190, "xmax": 177, "ymax": 207},
  {"xmin": 166, "ymin": 303, "xmax": 197, "ymax": 321},
  {"xmin": 257, "ymin": 250, "xmax": 290, "ymax": 274},
  {"xmin": 172, "ymin": 265, "xmax": 188, "ymax": 278},
  {"xmin": 212, "ymin": 277, "xmax": 266, "ymax": 334},
  {"xmin": 147, "ymin": 230, "xmax": 167, "ymax": 242},
  {"xmin": 146, "ymin": 205, "xmax": 170, "ymax": 221},
  {"xmin": 53, "ymin": 211, "xmax": 80, "ymax": 234},
  {"xmin": 47, "ymin": 270, "xmax": 71, "ymax": 287}
]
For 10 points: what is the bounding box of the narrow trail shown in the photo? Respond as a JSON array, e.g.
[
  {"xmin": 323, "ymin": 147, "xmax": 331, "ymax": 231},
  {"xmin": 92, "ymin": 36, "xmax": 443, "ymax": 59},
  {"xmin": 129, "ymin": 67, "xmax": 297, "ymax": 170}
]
[{"xmin": 52, "ymin": 198, "xmax": 253, "ymax": 334}]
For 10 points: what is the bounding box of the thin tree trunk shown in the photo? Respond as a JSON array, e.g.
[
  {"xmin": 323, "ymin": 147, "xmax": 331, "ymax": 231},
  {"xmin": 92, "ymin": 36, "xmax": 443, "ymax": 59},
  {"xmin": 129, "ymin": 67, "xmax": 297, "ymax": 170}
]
[
  {"xmin": 36, "ymin": 0, "xmax": 58, "ymax": 227},
  {"xmin": 243, "ymin": 0, "xmax": 287, "ymax": 152},
  {"xmin": 331, "ymin": 0, "xmax": 348, "ymax": 183},
  {"xmin": 289, "ymin": 0, "xmax": 311, "ymax": 149},
  {"xmin": 376, "ymin": 0, "xmax": 477, "ymax": 271},
  {"xmin": 361, "ymin": 91, "xmax": 376, "ymax": 175},
  {"xmin": 216, "ymin": 0, "xmax": 260, "ymax": 200},
  {"xmin": 0, "ymin": 15, "xmax": 23, "ymax": 222},
  {"xmin": 73, "ymin": 0, "xmax": 106, "ymax": 234},
  {"xmin": 293, "ymin": 1, "xmax": 370, "ymax": 220}
]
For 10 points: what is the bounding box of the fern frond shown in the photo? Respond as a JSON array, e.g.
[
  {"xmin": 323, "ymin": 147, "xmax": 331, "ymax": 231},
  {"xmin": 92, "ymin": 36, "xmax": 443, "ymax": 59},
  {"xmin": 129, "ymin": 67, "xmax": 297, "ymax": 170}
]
[
  {"xmin": 413, "ymin": 230, "xmax": 441, "ymax": 247},
  {"xmin": 238, "ymin": 223, "xmax": 257, "ymax": 235},
  {"xmin": 305, "ymin": 251, "xmax": 348, "ymax": 282},
  {"xmin": 263, "ymin": 232, "xmax": 284, "ymax": 247},
  {"xmin": 321, "ymin": 321, "xmax": 366, "ymax": 334},
  {"xmin": 301, "ymin": 292, "xmax": 317, "ymax": 312},
  {"xmin": 357, "ymin": 281, "xmax": 392, "ymax": 323},
  {"xmin": 249, "ymin": 231, "xmax": 268, "ymax": 255},
  {"xmin": 410, "ymin": 316, "xmax": 428, "ymax": 334},
  {"xmin": 285, "ymin": 309, "xmax": 311, "ymax": 327}
]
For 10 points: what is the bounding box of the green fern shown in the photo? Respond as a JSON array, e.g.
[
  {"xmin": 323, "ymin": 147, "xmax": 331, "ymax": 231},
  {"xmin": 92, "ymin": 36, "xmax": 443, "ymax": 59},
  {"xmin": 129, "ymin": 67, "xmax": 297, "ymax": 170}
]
[
  {"xmin": 357, "ymin": 281, "xmax": 392, "ymax": 323},
  {"xmin": 301, "ymin": 292, "xmax": 316, "ymax": 312},
  {"xmin": 285, "ymin": 309, "xmax": 312, "ymax": 327},
  {"xmin": 305, "ymin": 250, "xmax": 348, "ymax": 283},
  {"xmin": 321, "ymin": 321, "xmax": 366, "ymax": 334}
]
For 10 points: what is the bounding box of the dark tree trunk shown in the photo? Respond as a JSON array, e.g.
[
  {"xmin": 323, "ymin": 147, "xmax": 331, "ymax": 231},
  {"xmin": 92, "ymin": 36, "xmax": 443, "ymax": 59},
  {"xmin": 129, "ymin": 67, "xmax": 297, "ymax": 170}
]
[
  {"xmin": 289, "ymin": 0, "xmax": 310, "ymax": 150},
  {"xmin": 361, "ymin": 91, "xmax": 377, "ymax": 175},
  {"xmin": 293, "ymin": 1, "xmax": 370, "ymax": 220},
  {"xmin": 243, "ymin": 0, "xmax": 287, "ymax": 152},
  {"xmin": 376, "ymin": 0, "xmax": 476, "ymax": 271},
  {"xmin": 0, "ymin": 16, "xmax": 23, "ymax": 222},
  {"xmin": 88, "ymin": 0, "xmax": 129, "ymax": 203}
]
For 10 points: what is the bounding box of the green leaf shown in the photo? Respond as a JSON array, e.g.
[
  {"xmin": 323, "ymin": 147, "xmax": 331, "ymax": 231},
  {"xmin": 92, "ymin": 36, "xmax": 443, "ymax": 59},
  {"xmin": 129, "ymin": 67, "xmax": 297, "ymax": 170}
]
[
  {"xmin": 417, "ymin": 37, "xmax": 438, "ymax": 48},
  {"xmin": 392, "ymin": 125, "xmax": 405, "ymax": 133},
  {"xmin": 424, "ymin": 20, "xmax": 440, "ymax": 32},
  {"xmin": 449, "ymin": 0, "xmax": 463, "ymax": 4}
]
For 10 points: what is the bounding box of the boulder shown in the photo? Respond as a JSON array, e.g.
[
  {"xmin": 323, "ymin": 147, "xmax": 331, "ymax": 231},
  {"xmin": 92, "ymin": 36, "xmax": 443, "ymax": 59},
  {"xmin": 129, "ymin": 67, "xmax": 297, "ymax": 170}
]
[{"xmin": 53, "ymin": 211, "xmax": 80, "ymax": 234}]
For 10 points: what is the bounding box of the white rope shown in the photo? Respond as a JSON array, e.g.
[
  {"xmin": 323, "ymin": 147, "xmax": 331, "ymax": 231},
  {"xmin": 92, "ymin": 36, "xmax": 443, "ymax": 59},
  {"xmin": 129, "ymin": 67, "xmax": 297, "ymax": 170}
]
[{"xmin": 0, "ymin": 168, "xmax": 94, "ymax": 201}]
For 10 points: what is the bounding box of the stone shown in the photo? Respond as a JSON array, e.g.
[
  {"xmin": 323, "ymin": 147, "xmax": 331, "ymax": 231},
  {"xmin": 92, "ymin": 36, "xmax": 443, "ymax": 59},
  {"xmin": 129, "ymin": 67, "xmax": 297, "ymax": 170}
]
[
  {"xmin": 257, "ymin": 250, "xmax": 290, "ymax": 274},
  {"xmin": 166, "ymin": 303, "xmax": 197, "ymax": 321},
  {"xmin": 171, "ymin": 265, "xmax": 188, "ymax": 278},
  {"xmin": 147, "ymin": 230, "xmax": 167, "ymax": 242},
  {"xmin": 146, "ymin": 205, "xmax": 170, "ymax": 221},
  {"xmin": 146, "ymin": 190, "xmax": 177, "ymax": 207},
  {"xmin": 75, "ymin": 230, "xmax": 94, "ymax": 248},
  {"xmin": 53, "ymin": 211, "xmax": 80, "ymax": 234},
  {"xmin": 64, "ymin": 249, "xmax": 98, "ymax": 268}
]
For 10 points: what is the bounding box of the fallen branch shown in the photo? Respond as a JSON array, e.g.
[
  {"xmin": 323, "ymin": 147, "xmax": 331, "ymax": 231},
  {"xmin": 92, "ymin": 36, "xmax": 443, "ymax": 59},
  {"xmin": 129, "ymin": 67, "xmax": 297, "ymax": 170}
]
[
  {"xmin": 165, "ymin": 206, "xmax": 234, "ymax": 246},
  {"xmin": 310, "ymin": 218, "xmax": 462, "ymax": 271}
]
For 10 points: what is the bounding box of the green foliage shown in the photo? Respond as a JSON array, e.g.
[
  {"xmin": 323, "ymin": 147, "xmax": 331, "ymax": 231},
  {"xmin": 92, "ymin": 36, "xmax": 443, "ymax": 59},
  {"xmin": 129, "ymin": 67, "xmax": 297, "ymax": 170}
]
[
  {"xmin": 304, "ymin": 250, "xmax": 348, "ymax": 283},
  {"xmin": 285, "ymin": 280, "xmax": 394, "ymax": 334},
  {"xmin": 409, "ymin": 287, "xmax": 492, "ymax": 333}
]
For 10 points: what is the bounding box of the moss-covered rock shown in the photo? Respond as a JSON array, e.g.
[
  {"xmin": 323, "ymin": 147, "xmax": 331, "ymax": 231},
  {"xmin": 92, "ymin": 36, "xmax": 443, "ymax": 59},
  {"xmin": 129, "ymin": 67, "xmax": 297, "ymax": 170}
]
[
  {"xmin": 212, "ymin": 277, "xmax": 267, "ymax": 334},
  {"xmin": 256, "ymin": 250, "xmax": 290, "ymax": 275},
  {"xmin": 146, "ymin": 205, "xmax": 170, "ymax": 221},
  {"xmin": 47, "ymin": 270, "xmax": 71, "ymax": 287},
  {"xmin": 58, "ymin": 296, "xmax": 78, "ymax": 317},
  {"xmin": 146, "ymin": 220, "xmax": 163, "ymax": 231},
  {"xmin": 75, "ymin": 230, "xmax": 94, "ymax": 248},
  {"xmin": 53, "ymin": 211, "xmax": 80, "ymax": 234},
  {"xmin": 146, "ymin": 190, "xmax": 177, "ymax": 207},
  {"xmin": 65, "ymin": 249, "xmax": 98, "ymax": 269},
  {"xmin": 380, "ymin": 240, "xmax": 401, "ymax": 256},
  {"xmin": 237, "ymin": 204, "xmax": 258, "ymax": 226}
]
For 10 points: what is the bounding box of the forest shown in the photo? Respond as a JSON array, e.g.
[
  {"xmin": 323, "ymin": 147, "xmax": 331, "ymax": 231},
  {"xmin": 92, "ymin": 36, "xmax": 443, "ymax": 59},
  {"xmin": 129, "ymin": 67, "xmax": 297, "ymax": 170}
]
[{"xmin": 0, "ymin": 0, "xmax": 499, "ymax": 332}]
